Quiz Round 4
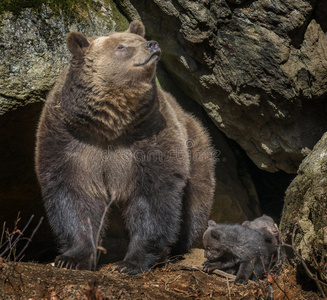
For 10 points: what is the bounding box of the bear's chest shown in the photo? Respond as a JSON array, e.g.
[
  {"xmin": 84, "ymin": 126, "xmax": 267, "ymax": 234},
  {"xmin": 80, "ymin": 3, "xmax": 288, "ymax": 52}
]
[
  {"xmin": 67, "ymin": 143, "xmax": 136, "ymax": 202},
  {"xmin": 103, "ymin": 147, "xmax": 136, "ymax": 201}
]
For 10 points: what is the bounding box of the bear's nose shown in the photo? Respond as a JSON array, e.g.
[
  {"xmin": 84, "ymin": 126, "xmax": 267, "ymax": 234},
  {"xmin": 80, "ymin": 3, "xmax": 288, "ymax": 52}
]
[{"xmin": 146, "ymin": 40, "xmax": 159, "ymax": 50}]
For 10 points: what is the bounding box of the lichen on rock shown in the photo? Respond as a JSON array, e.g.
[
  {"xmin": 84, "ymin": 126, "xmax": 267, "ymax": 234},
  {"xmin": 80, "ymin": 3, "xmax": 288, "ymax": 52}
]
[
  {"xmin": 0, "ymin": 1, "xmax": 128, "ymax": 114},
  {"xmin": 281, "ymin": 132, "xmax": 327, "ymax": 276}
]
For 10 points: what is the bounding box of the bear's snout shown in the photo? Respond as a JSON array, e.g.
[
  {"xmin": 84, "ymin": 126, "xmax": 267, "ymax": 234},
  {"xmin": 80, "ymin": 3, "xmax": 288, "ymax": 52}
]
[{"xmin": 146, "ymin": 40, "xmax": 159, "ymax": 51}]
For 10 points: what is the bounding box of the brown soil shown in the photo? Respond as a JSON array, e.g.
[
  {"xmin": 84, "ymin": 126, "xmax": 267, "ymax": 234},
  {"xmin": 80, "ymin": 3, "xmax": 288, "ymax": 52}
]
[{"xmin": 0, "ymin": 249, "xmax": 321, "ymax": 299}]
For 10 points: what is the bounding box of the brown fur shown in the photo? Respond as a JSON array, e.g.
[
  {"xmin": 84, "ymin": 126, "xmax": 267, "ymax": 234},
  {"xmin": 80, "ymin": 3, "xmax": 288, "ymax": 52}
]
[{"xmin": 35, "ymin": 21, "xmax": 215, "ymax": 274}]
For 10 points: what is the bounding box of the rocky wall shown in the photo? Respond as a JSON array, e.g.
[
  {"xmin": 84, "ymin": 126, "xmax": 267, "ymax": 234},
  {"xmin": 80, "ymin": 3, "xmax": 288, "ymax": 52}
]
[{"xmin": 116, "ymin": 0, "xmax": 327, "ymax": 173}]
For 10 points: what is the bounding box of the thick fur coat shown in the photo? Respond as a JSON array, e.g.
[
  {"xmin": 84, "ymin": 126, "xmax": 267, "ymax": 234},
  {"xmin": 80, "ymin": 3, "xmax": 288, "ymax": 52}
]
[{"xmin": 35, "ymin": 21, "xmax": 215, "ymax": 274}]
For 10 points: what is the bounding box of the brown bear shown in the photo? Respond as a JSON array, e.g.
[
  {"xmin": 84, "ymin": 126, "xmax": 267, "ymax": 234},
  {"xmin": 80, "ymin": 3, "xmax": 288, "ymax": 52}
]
[{"xmin": 35, "ymin": 20, "xmax": 216, "ymax": 274}]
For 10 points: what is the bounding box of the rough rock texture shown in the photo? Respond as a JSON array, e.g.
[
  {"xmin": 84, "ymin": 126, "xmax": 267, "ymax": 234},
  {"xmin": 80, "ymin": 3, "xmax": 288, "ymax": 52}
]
[
  {"xmin": 0, "ymin": 3, "xmax": 128, "ymax": 114},
  {"xmin": 116, "ymin": 0, "xmax": 327, "ymax": 173},
  {"xmin": 280, "ymin": 132, "xmax": 327, "ymax": 277}
]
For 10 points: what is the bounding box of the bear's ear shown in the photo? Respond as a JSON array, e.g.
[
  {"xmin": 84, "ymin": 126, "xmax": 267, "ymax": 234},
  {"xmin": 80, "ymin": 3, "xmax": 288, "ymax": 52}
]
[
  {"xmin": 66, "ymin": 32, "xmax": 90, "ymax": 57},
  {"xmin": 127, "ymin": 20, "xmax": 145, "ymax": 37}
]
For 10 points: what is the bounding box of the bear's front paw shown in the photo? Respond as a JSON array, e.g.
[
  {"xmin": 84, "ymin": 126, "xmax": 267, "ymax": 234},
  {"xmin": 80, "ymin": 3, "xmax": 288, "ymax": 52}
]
[
  {"xmin": 202, "ymin": 260, "xmax": 221, "ymax": 273},
  {"xmin": 115, "ymin": 260, "xmax": 146, "ymax": 275},
  {"xmin": 55, "ymin": 254, "xmax": 92, "ymax": 270},
  {"xmin": 234, "ymin": 276, "xmax": 248, "ymax": 285}
]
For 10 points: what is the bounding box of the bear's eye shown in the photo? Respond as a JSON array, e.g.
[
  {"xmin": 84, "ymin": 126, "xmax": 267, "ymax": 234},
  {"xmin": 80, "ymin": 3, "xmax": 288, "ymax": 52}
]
[{"xmin": 117, "ymin": 45, "xmax": 126, "ymax": 51}]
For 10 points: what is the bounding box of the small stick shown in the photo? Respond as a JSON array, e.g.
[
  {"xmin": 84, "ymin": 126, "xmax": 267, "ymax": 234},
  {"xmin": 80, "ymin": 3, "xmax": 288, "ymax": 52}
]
[
  {"xmin": 226, "ymin": 277, "xmax": 232, "ymax": 300},
  {"xmin": 213, "ymin": 269, "xmax": 236, "ymax": 280},
  {"xmin": 16, "ymin": 216, "xmax": 43, "ymax": 261},
  {"xmin": 0, "ymin": 215, "xmax": 35, "ymax": 258},
  {"xmin": 0, "ymin": 221, "xmax": 6, "ymax": 250}
]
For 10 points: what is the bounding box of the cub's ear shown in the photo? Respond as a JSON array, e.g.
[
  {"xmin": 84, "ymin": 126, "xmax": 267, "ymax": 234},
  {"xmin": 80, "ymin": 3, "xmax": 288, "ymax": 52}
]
[
  {"xmin": 127, "ymin": 20, "xmax": 145, "ymax": 37},
  {"xmin": 242, "ymin": 220, "xmax": 250, "ymax": 227},
  {"xmin": 66, "ymin": 32, "xmax": 90, "ymax": 57},
  {"xmin": 208, "ymin": 220, "xmax": 217, "ymax": 227}
]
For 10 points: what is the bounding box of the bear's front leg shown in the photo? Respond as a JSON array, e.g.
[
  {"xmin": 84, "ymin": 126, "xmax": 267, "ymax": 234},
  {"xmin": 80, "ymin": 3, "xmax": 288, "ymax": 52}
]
[
  {"xmin": 203, "ymin": 258, "xmax": 239, "ymax": 274},
  {"xmin": 203, "ymin": 260, "xmax": 223, "ymax": 273},
  {"xmin": 115, "ymin": 195, "xmax": 182, "ymax": 274},
  {"xmin": 42, "ymin": 182, "xmax": 108, "ymax": 271},
  {"xmin": 234, "ymin": 261, "xmax": 254, "ymax": 285}
]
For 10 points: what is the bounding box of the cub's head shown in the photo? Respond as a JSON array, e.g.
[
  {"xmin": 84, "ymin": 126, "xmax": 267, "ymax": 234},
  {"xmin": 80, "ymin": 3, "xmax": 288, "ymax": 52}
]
[
  {"xmin": 242, "ymin": 214, "xmax": 278, "ymax": 237},
  {"xmin": 66, "ymin": 20, "xmax": 161, "ymax": 89},
  {"xmin": 203, "ymin": 220, "xmax": 226, "ymax": 262}
]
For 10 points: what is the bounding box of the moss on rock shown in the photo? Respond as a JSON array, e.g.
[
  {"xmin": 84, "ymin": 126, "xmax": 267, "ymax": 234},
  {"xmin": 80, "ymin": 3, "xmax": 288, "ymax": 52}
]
[
  {"xmin": 0, "ymin": 1, "xmax": 128, "ymax": 114},
  {"xmin": 280, "ymin": 132, "xmax": 327, "ymax": 280},
  {"xmin": 1, "ymin": 0, "xmax": 92, "ymax": 20}
]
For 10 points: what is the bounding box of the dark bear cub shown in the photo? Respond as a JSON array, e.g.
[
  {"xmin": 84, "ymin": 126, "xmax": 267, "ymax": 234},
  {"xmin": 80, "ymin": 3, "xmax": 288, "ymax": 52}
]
[
  {"xmin": 35, "ymin": 20, "xmax": 215, "ymax": 274},
  {"xmin": 242, "ymin": 215, "xmax": 286, "ymax": 264},
  {"xmin": 203, "ymin": 220, "xmax": 270, "ymax": 284},
  {"xmin": 242, "ymin": 214, "xmax": 278, "ymax": 238}
]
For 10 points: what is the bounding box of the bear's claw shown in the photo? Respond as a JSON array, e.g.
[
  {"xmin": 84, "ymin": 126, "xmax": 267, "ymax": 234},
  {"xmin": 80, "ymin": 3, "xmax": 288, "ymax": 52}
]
[
  {"xmin": 55, "ymin": 254, "xmax": 92, "ymax": 270},
  {"xmin": 115, "ymin": 260, "xmax": 145, "ymax": 275}
]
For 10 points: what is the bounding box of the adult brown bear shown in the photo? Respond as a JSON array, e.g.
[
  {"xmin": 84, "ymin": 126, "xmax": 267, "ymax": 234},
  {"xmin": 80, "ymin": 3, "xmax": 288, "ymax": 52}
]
[{"xmin": 35, "ymin": 20, "xmax": 216, "ymax": 274}]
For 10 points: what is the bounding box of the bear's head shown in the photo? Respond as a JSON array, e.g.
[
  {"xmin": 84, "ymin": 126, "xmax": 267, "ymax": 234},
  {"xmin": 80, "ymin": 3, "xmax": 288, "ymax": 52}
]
[
  {"xmin": 61, "ymin": 21, "xmax": 163, "ymax": 142},
  {"xmin": 66, "ymin": 20, "xmax": 161, "ymax": 90}
]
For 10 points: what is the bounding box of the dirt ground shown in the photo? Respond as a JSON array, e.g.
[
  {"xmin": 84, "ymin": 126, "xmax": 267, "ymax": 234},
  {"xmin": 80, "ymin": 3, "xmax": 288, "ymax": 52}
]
[{"xmin": 0, "ymin": 249, "xmax": 321, "ymax": 299}]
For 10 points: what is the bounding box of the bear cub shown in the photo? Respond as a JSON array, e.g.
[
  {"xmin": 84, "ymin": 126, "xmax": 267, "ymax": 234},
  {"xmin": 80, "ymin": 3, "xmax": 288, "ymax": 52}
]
[
  {"xmin": 203, "ymin": 220, "xmax": 271, "ymax": 284},
  {"xmin": 242, "ymin": 215, "xmax": 286, "ymax": 264},
  {"xmin": 35, "ymin": 21, "xmax": 215, "ymax": 274}
]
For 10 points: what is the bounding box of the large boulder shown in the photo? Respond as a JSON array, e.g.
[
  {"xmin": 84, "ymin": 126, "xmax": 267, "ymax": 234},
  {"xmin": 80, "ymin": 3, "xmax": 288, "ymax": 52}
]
[
  {"xmin": 116, "ymin": 0, "xmax": 327, "ymax": 173},
  {"xmin": 280, "ymin": 132, "xmax": 327, "ymax": 276}
]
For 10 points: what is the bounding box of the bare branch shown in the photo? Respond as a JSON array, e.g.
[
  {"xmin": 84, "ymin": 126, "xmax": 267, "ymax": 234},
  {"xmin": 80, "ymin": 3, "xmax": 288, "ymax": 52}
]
[{"xmin": 16, "ymin": 216, "xmax": 43, "ymax": 261}]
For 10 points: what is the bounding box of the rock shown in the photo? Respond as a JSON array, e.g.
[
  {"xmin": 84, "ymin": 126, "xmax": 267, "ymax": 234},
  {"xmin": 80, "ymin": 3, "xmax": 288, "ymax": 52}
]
[
  {"xmin": 116, "ymin": 0, "xmax": 327, "ymax": 173},
  {"xmin": 280, "ymin": 132, "xmax": 327, "ymax": 274},
  {"xmin": 0, "ymin": 3, "xmax": 128, "ymax": 114}
]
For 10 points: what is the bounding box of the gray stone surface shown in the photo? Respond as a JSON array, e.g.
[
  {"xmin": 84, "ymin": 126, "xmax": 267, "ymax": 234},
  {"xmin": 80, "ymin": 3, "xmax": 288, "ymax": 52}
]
[
  {"xmin": 0, "ymin": 3, "xmax": 128, "ymax": 114},
  {"xmin": 281, "ymin": 132, "xmax": 327, "ymax": 273},
  {"xmin": 117, "ymin": 0, "xmax": 327, "ymax": 173}
]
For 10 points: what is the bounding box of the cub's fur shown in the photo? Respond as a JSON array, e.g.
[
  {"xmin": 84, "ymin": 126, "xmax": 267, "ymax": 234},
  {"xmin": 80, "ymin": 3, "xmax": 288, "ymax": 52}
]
[
  {"xmin": 243, "ymin": 214, "xmax": 286, "ymax": 264},
  {"xmin": 203, "ymin": 220, "xmax": 270, "ymax": 284},
  {"xmin": 35, "ymin": 21, "xmax": 215, "ymax": 274},
  {"xmin": 242, "ymin": 215, "xmax": 278, "ymax": 237}
]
